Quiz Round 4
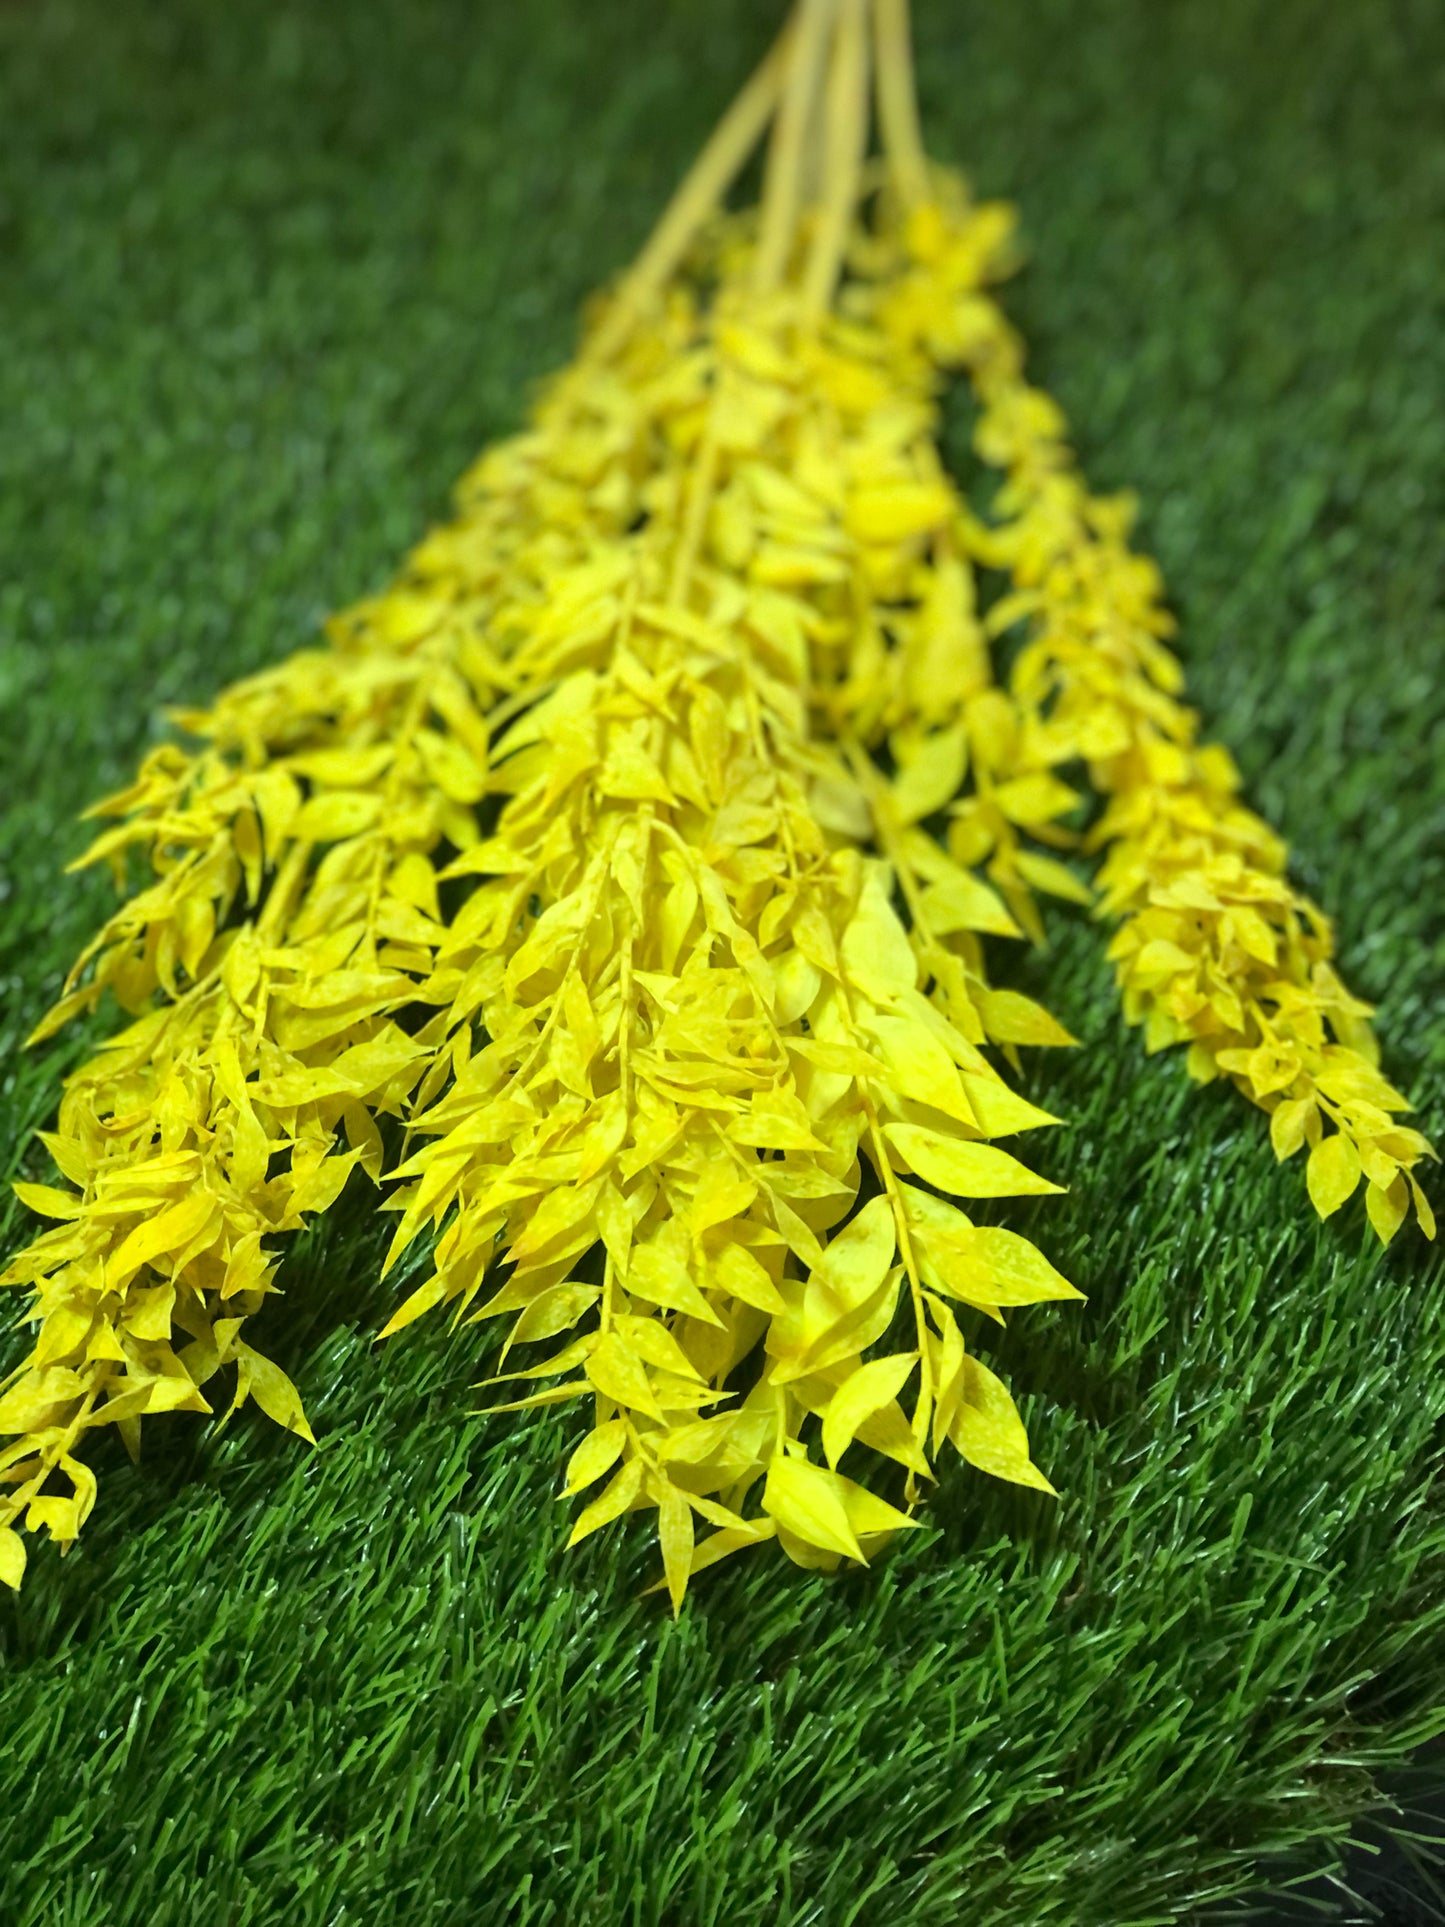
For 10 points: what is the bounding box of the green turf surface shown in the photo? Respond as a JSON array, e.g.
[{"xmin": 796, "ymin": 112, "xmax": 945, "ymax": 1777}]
[{"xmin": 2, "ymin": 1, "xmax": 1443, "ymax": 1921}]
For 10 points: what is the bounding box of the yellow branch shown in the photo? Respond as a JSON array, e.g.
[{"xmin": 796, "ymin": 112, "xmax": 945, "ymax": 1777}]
[
  {"xmin": 873, "ymin": 0, "xmax": 929, "ymax": 208},
  {"xmin": 801, "ymin": 0, "xmax": 871, "ymax": 316},
  {"xmin": 586, "ymin": 17, "xmax": 794, "ymax": 365},
  {"xmin": 753, "ymin": 0, "xmax": 838, "ymax": 296}
]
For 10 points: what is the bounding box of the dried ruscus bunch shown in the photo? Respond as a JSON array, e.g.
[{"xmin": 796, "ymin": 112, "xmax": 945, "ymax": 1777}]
[
  {"xmin": 845, "ymin": 186, "xmax": 1435, "ymax": 1242},
  {"xmin": 2, "ymin": 0, "xmax": 1084, "ymax": 1600},
  {"xmin": 0, "ymin": 613, "xmax": 494, "ymax": 1587},
  {"xmin": 3, "ymin": 0, "xmax": 1430, "ymax": 1602}
]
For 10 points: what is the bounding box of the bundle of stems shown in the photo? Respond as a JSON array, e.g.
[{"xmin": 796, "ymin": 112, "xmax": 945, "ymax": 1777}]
[{"xmin": 1, "ymin": 0, "xmax": 1431, "ymax": 1605}]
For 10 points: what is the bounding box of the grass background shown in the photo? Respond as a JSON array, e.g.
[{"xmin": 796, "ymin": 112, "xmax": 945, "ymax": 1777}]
[{"xmin": 1, "ymin": 0, "xmax": 1443, "ymax": 1921}]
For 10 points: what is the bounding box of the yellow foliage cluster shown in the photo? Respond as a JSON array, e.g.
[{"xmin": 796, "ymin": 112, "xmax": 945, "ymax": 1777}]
[
  {"xmin": 1, "ymin": 0, "xmax": 1431, "ymax": 1602},
  {"xmin": 887, "ymin": 236, "xmax": 1436, "ymax": 1245}
]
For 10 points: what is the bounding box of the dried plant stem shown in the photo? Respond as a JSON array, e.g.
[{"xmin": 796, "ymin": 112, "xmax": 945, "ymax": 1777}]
[
  {"xmin": 872, "ymin": 0, "xmax": 928, "ymax": 206},
  {"xmin": 754, "ymin": 0, "xmax": 838, "ymax": 295},
  {"xmin": 801, "ymin": 0, "xmax": 871, "ymax": 316}
]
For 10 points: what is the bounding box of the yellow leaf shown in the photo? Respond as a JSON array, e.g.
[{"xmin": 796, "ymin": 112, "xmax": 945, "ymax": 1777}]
[
  {"xmin": 821, "ymin": 1352, "xmax": 919, "ymax": 1468},
  {"xmin": 969, "ymin": 1228, "xmax": 1084, "ymax": 1305},
  {"xmin": 1013, "ymin": 850, "xmax": 1092, "ymax": 906},
  {"xmin": 503, "ymin": 1284, "xmax": 601, "ymax": 1360},
  {"xmin": 27, "ymin": 1494, "xmax": 81, "ymax": 1543},
  {"xmin": 885, "ymin": 1124, "xmax": 1063, "ymax": 1198},
  {"xmin": 957, "ymin": 1074, "xmax": 1061, "ymax": 1136},
  {"xmin": 1366, "ymin": 1176, "xmax": 1408, "ymax": 1247},
  {"xmin": 615, "ymin": 1314, "xmax": 706, "ymax": 1384},
  {"xmin": 1409, "ymin": 1175, "xmax": 1436, "ymax": 1241},
  {"xmin": 840, "ymin": 865, "xmax": 916, "ymax": 1003},
  {"xmin": 107, "ymin": 1191, "xmax": 218, "ymax": 1290},
  {"xmin": 0, "ymin": 1526, "xmax": 26, "ymax": 1591},
  {"xmin": 639, "ymin": 1519, "xmax": 776, "ymax": 1593},
  {"xmin": 141, "ymin": 1372, "xmax": 212, "ymax": 1416},
  {"xmin": 950, "ymin": 1354, "xmax": 1055, "ymax": 1494},
  {"xmin": 289, "ymin": 746, "xmax": 394, "ymax": 787},
  {"xmin": 126, "ymin": 1280, "xmax": 177, "ymax": 1344},
  {"xmin": 291, "ymin": 791, "xmax": 383, "ymax": 841},
  {"xmin": 846, "ymin": 481, "xmax": 954, "ymax": 545},
  {"xmin": 929, "ymin": 1304, "xmax": 968, "ymax": 1451},
  {"xmin": 762, "ymin": 1455, "xmax": 864, "ymax": 1562},
  {"xmin": 690, "ymin": 1163, "xmax": 758, "ymax": 1237},
  {"xmin": 0, "ymin": 1366, "xmax": 86, "ymax": 1432},
  {"xmin": 586, "ymin": 1334, "xmax": 663, "ymax": 1419},
  {"xmin": 838, "ymin": 1479, "xmax": 920, "ymax": 1543},
  {"xmin": 60, "ymin": 1453, "xmax": 98, "ymax": 1529},
  {"xmin": 990, "ymin": 773, "xmax": 1081, "ymax": 826},
  {"xmin": 564, "ymin": 1420, "xmax": 627, "ymax": 1495},
  {"xmin": 482, "ymin": 1381, "xmax": 593, "ymax": 1415},
  {"xmin": 234, "ymin": 1343, "xmax": 317, "ymax": 1445},
  {"xmin": 809, "ymin": 1194, "xmax": 896, "ymax": 1319},
  {"xmin": 977, "ymin": 989, "xmax": 1077, "ymax": 1048},
  {"xmin": 12, "ymin": 1181, "xmax": 83, "ymax": 1221},
  {"xmin": 1306, "ymin": 1132, "xmax": 1362, "ymax": 1219},
  {"xmin": 656, "ymin": 1481, "xmax": 695, "ymax": 1616},
  {"xmin": 36, "ymin": 1131, "xmax": 90, "ymax": 1189},
  {"xmin": 920, "ymin": 872, "xmax": 1020, "ymax": 939},
  {"xmin": 729, "ymin": 1089, "xmax": 825, "ymax": 1152},
  {"xmin": 711, "ymin": 1243, "xmax": 786, "ymax": 1316},
  {"xmin": 566, "ymin": 1458, "xmax": 643, "ymax": 1547},
  {"xmin": 890, "ymin": 728, "xmax": 968, "ymax": 825},
  {"xmin": 866, "ymin": 1015, "xmax": 972, "ymax": 1121},
  {"xmin": 627, "ymin": 1239, "xmax": 722, "ymax": 1323},
  {"xmin": 1269, "ymin": 1096, "xmax": 1314, "ymax": 1163}
]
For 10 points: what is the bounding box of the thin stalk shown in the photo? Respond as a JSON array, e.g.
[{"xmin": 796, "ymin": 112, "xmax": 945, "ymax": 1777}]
[
  {"xmin": 872, "ymin": 0, "xmax": 929, "ymax": 208},
  {"xmin": 801, "ymin": 0, "xmax": 870, "ymax": 317},
  {"xmin": 586, "ymin": 18, "xmax": 794, "ymax": 366},
  {"xmin": 753, "ymin": 0, "xmax": 838, "ymax": 296}
]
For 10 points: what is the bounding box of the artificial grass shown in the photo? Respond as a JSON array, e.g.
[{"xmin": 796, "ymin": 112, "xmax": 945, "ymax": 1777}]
[{"xmin": 1, "ymin": 0, "xmax": 1443, "ymax": 1921}]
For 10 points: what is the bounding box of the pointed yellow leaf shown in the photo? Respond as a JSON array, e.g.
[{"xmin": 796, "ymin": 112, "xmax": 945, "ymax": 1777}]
[
  {"xmin": 712, "ymin": 1243, "xmax": 787, "ymax": 1316},
  {"xmin": 12, "ymin": 1181, "xmax": 83, "ymax": 1221},
  {"xmin": 504, "ymin": 1285, "xmax": 601, "ymax": 1359},
  {"xmin": 968, "ymin": 1227, "xmax": 1084, "ymax": 1305},
  {"xmin": 482, "ymin": 1381, "xmax": 593, "ymax": 1415},
  {"xmin": 821, "ymin": 1352, "xmax": 919, "ymax": 1468},
  {"xmin": 1013, "ymin": 850, "xmax": 1092, "ymax": 906},
  {"xmin": 564, "ymin": 1419, "xmax": 627, "ymax": 1495},
  {"xmin": 586, "ymin": 1334, "xmax": 663, "ymax": 1419},
  {"xmin": 234, "ymin": 1343, "xmax": 316, "ymax": 1445},
  {"xmin": 107, "ymin": 1191, "xmax": 218, "ymax": 1290},
  {"xmin": 920, "ymin": 872, "xmax": 1020, "ymax": 939},
  {"xmin": 1269, "ymin": 1096, "xmax": 1314, "ymax": 1163},
  {"xmin": 949, "ymin": 1354, "xmax": 1055, "ymax": 1494},
  {"xmin": 839, "ymin": 1479, "xmax": 920, "ymax": 1542},
  {"xmin": 656, "ymin": 1482, "xmax": 695, "ymax": 1617},
  {"xmin": 377, "ymin": 1274, "xmax": 450, "ymax": 1341},
  {"xmin": 762, "ymin": 1454, "xmax": 864, "ymax": 1562},
  {"xmin": 566, "ymin": 1457, "xmax": 643, "ymax": 1548},
  {"xmin": 1366, "ymin": 1175, "xmax": 1408, "ymax": 1247},
  {"xmin": 0, "ymin": 1526, "xmax": 26, "ymax": 1591},
  {"xmin": 977, "ymin": 989, "xmax": 1077, "ymax": 1047},
  {"xmin": 1306, "ymin": 1132, "xmax": 1362, "ymax": 1220},
  {"xmin": 885, "ymin": 1124, "xmax": 1063, "ymax": 1198}
]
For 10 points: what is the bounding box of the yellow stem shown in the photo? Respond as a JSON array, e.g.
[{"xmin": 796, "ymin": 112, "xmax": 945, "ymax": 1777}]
[
  {"xmin": 753, "ymin": 0, "xmax": 838, "ymax": 295},
  {"xmin": 586, "ymin": 18, "xmax": 794, "ymax": 365},
  {"xmin": 668, "ymin": 414, "xmax": 721, "ymax": 609},
  {"xmin": 801, "ymin": 0, "xmax": 870, "ymax": 316},
  {"xmin": 872, "ymin": 0, "xmax": 929, "ymax": 208}
]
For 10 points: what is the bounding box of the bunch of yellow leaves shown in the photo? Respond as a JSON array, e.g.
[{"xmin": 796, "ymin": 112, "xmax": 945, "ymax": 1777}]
[{"xmin": 1, "ymin": 0, "xmax": 1430, "ymax": 1606}]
